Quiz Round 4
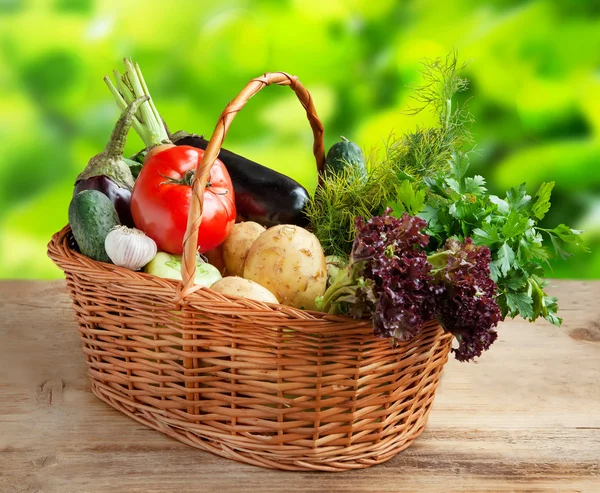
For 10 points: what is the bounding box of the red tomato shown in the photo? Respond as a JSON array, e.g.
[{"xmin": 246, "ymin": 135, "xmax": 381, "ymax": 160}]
[{"xmin": 131, "ymin": 146, "xmax": 236, "ymax": 254}]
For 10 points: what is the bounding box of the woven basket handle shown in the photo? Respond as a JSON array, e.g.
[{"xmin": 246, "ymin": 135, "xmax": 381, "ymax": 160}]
[{"xmin": 175, "ymin": 72, "xmax": 325, "ymax": 302}]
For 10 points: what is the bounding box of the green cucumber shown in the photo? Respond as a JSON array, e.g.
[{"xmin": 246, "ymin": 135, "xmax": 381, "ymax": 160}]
[
  {"xmin": 324, "ymin": 136, "xmax": 367, "ymax": 180},
  {"xmin": 68, "ymin": 190, "xmax": 120, "ymax": 262}
]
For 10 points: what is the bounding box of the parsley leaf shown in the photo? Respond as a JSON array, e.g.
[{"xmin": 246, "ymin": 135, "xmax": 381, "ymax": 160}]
[
  {"xmin": 464, "ymin": 175, "xmax": 487, "ymax": 194},
  {"xmin": 494, "ymin": 242, "xmax": 516, "ymax": 277},
  {"xmin": 531, "ymin": 182, "xmax": 554, "ymax": 221},
  {"xmin": 451, "ymin": 199, "xmax": 480, "ymax": 223},
  {"xmin": 420, "ymin": 204, "xmax": 441, "ymax": 229},
  {"xmin": 542, "ymin": 295, "xmax": 562, "ymax": 326},
  {"xmin": 489, "ymin": 195, "xmax": 509, "ymax": 214},
  {"xmin": 517, "ymin": 236, "xmax": 550, "ymax": 263},
  {"xmin": 473, "ymin": 225, "xmax": 501, "ymax": 246},
  {"xmin": 446, "ymin": 178, "xmax": 461, "ymax": 195},
  {"xmin": 388, "ymin": 180, "xmax": 426, "ymax": 216},
  {"xmin": 502, "ymin": 271, "xmax": 529, "ymax": 290},
  {"xmin": 502, "ymin": 209, "xmax": 530, "ymax": 238},
  {"xmin": 503, "ymin": 291, "xmax": 534, "ymax": 319},
  {"xmin": 541, "ymin": 224, "xmax": 589, "ymax": 259},
  {"xmin": 551, "ymin": 224, "xmax": 587, "ymax": 245},
  {"xmin": 506, "ymin": 183, "xmax": 531, "ymax": 211}
]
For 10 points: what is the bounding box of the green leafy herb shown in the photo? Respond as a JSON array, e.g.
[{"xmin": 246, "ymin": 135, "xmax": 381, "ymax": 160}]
[
  {"xmin": 307, "ymin": 50, "xmax": 586, "ymax": 327},
  {"xmin": 307, "ymin": 52, "xmax": 475, "ymax": 259},
  {"xmin": 495, "ymin": 242, "xmax": 516, "ymax": 277},
  {"xmin": 531, "ymin": 182, "xmax": 554, "ymax": 220},
  {"xmin": 506, "ymin": 183, "xmax": 531, "ymax": 211},
  {"xmin": 305, "ymin": 165, "xmax": 393, "ymax": 258},
  {"xmin": 414, "ymin": 151, "xmax": 587, "ymax": 325},
  {"xmin": 384, "ymin": 51, "xmax": 474, "ymax": 184},
  {"xmin": 539, "ymin": 224, "xmax": 588, "ymax": 260},
  {"xmin": 386, "ymin": 180, "xmax": 426, "ymax": 216},
  {"xmin": 377, "ymin": 52, "xmax": 587, "ymax": 326},
  {"xmin": 501, "ymin": 291, "xmax": 534, "ymax": 319}
]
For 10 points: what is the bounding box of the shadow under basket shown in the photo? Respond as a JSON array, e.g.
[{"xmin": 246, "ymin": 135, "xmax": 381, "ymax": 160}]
[{"xmin": 48, "ymin": 225, "xmax": 452, "ymax": 472}]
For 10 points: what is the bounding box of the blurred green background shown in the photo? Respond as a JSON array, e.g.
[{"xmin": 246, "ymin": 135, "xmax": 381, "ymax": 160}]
[{"xmin": 0, "ymin": 0, "xmax": 598, "ymax": 279}]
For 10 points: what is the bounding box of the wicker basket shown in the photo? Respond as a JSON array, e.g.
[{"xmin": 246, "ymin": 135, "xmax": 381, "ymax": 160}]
[{"xmin": 48, "ymin": 72, "xmax": 453, "ymax": 472}]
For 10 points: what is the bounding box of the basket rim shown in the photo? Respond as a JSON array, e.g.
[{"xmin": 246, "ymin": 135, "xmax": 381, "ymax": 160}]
[{"xmin": 48, "ymin": 224, "xmax": 448, "ymax": 338}]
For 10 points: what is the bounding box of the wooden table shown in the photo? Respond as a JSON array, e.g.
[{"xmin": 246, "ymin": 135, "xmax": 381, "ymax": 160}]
[{"xmin": 1, "ymin": 280, "xmax": 598, "ymax": 492}]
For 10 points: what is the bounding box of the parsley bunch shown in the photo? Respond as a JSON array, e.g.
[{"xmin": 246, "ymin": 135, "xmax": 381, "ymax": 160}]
[{"xmin": 390, "ymin": 151, "xmax": 587, "ymax": 326}]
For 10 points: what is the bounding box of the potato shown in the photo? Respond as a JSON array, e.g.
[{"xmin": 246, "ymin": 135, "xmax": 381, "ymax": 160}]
[
  {"xmin": 222, "ymin": 222, "xmax": 266, "ymax": 276},
  {"xmin": 210, "ymin": 276, "xmax": 279, "ymax": 304},
  {"xmin": 243, "ymin": 225, "xmax": 327, "ymax": 310}
]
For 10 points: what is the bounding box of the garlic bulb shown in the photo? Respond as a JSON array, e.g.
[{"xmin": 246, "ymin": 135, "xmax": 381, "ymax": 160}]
[{"xmin": 105, "ymin": 226, "xmax": 157, "ymax": 271}]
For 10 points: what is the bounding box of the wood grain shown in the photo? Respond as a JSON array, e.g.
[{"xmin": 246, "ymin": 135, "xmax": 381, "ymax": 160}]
[{"xmin": 0, "ymin": 280, "xmax": 598, "ymax": 492}]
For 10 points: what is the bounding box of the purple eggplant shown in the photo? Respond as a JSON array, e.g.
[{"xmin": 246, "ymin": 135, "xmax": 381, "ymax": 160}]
[
  {"xmin": 74, "ymin": 96, "xmax": 148, "ymax": 227},
  {"xmin": 73, "ymin": 175, "xmax": 133, "ymax": 227},
  {"xmin": 172, "ymin": 132, "xmax": 311, "ymax": 227}
]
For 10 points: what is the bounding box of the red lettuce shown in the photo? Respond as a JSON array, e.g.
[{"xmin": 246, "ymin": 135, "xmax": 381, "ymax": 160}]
[
  {"xmin": 318, "ymin": 210, "xmax": 503, "ymax": 361},
  {"xmin": 351, "ymin": 210, "xmax": 442, "ymax": 341},
  {"xmin": 429, "ymin": 238, "xmax": 503, "ymax": 361}
]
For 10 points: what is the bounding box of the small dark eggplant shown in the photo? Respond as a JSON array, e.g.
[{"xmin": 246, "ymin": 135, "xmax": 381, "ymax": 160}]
[
  {"xmin": 74, "ymin": 96, "xmax": 148, "ymax": 227},
  {"xmin": 172, "ymin": 132, "xmax": 310, "ymax": 227},
  {"xmin": 73, "ymin": 175, "xmax": 133, "ymax": 226}
]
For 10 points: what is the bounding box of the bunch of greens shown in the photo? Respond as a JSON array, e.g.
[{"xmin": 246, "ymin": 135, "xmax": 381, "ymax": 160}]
[
  {"xmin": 318, "ymin": 210, "xmax": 502, "ymax": 361},
  {"xmin": 309, "ymin": 51, "xmax": 587, "ymax": 329},
  {"xmin": 319, "ymin": 211, "xmax": 440, "ymax": 340},
  {"xmin": 305, "ymin": 166, "xmax": 391, "ymax": 258},
  {"xmin": 306, "ymin": 51, "xmax": 472, "ymax": 259},
  {"xmin": 382, "ymin": 50, "xmax": 474, "ymax": 183},
  {"xmin": 396, "ymin": 151, "xmax": 587, "ymax": 326}
]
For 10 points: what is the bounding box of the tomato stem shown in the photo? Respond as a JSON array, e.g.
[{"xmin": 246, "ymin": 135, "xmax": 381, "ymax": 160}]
[
  {"xmin": 158, "ymin": 170, "xmax": 197, "ymax": 187},
  {"xmin": 156, "ymin": 170, "xmax": 229, "ymax": 195}
]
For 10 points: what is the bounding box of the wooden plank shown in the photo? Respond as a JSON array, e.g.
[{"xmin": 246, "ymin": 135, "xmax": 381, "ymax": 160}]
[{"xmin": 0, "ymin": 280, "xmax": 598, "ymax": 492}]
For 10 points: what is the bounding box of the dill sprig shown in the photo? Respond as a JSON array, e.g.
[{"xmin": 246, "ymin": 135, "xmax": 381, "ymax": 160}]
[
  {"xmin": 306, "ymin": 51, "xmax": 474, "ymax": 259},
  {"xmin": 387, "ymin": 50, "xmax": 474, "ymax": 181},
  {"xmin": 406, "ymin": 50, "xmax": 470, "ymax": 122},
  {"xmin": 306, "ymin": 164, "xmax": 395, "ymax": 258}
]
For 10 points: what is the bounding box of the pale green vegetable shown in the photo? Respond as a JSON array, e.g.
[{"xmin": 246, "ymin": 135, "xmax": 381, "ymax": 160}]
[{"xmin": 144, "ymin": 252, "xmax": 222, "ymax": 287}]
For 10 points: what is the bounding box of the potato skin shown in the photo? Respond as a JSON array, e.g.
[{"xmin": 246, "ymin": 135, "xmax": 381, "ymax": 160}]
[
  {"xmin": 243, "ymin": 225, "xmax": 327, "ymax": 310},
  {"xmin": 210, "ymin": 276, "xmax": 279, "ymax": 304},
  {"xmin": 222, "ymin": 222, "xmax": 266, "ymax": 276}
]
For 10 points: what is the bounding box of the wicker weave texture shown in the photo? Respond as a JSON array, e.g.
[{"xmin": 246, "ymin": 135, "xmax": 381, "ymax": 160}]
[{"xmin": 48, "ymin": 226, "xmax": 452, "ymax": 471}]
